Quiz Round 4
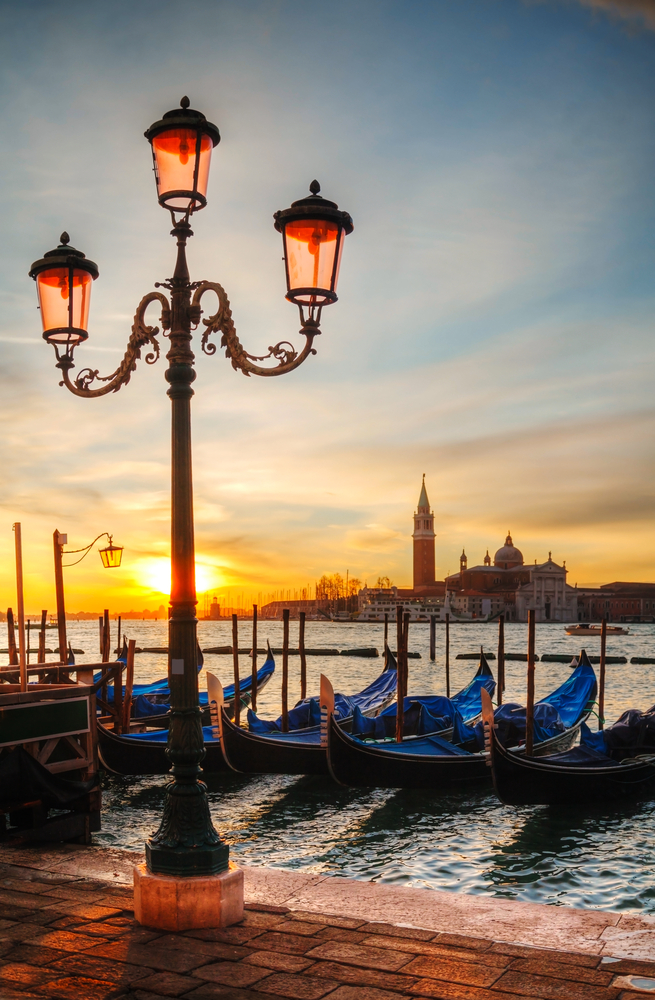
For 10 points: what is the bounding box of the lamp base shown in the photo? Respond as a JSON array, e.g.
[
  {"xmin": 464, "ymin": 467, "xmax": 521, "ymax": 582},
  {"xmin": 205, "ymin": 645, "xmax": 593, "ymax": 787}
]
[{"xmin": 134, "ymin": 862, "xmax": 244, "ymax": 931}]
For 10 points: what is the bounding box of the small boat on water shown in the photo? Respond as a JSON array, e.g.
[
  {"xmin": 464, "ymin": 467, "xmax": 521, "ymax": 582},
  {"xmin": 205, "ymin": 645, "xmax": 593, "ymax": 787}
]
[
  {"xmin": 482, "ymin": 689, "xmax": 655, "ymax": 806},
  {"xmin": 565, "ymin": 623, "xmax": 629, "ymax": 636},
  {"xmin": 97, "ymin": 652, "xmax": 276, "ymax": 776},
  {"xmin": 220, "ymin": 652, "xmax": 497, "ymax": 777},
  {"xmin": 218, "ymin": 650, "xmax": 399, "ymax": 776},
  {"xmin": 327, "ymin": 652, "xmax": 597, "ymax": 790}
]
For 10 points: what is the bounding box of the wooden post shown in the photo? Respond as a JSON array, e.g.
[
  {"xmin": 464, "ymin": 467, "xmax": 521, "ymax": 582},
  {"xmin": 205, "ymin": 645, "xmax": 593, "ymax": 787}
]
[
  {"xmin": 445, "ymin": 612, "xmax": 450, "ymax": 699},
  {"xmin": 38, "ymin": 609, "xmax": 47, "ymax": 664},
  {"xmin": 122, "ymin": 639, "xmax": 136, "ymax": 733},
  {"xmin": 599, "ymin": 617, "xmax": 607, "ymax": 731},
  {"xmin": 251, "ymin": 604, "xmax": 258, "ymax": 712},
  {"xmin": 103, "ymin": 609, "xmax": 110, "ymax": 662},
  {"xmin": 6, "ymin": 609, "xmax": 18, "ymax": 666},
  {"xmin": 299, "ymin": 610, "xmax": 307, "ymax": 701},
  {"xmin": 497, "ymin": 613, "xmax": 505, "ymax": 707},
  {"xmin": 384, "ymin": 612, "xmax": 388, "ymax": 650},
  {"xmin": 117, "ymin": 615, "xmax": 122, "ymax": 656},
  {"xmin": 26, "ymin": 619, "xmax": 31, "ymax": 666},
  {"xmin": 526, "ymin": 609, "xmax": 536, "ymax": 756},
  {"xmin": 281, "ymin": 608, "xmax": 290, "ymax": 733},
  {"xmin": 13, "ymin": 523, "xmax": 27, "ymax": 692},
  {"xmin": 403, "ymin": 611, "xmax": 410, "ymax": 710},
  {"xmin": 113, "ymin": 658, "xmax": 123, "ymax": 734},
  {"xmin": 53, "ymin": 530, "xmax": 68, "ymax": 667},
  {"xmin": 232, "ymin": 614, "xmax": 240, "ymax": 727},
  {"xmin": 429, "ymin": 614, "xmax": 436, "ymax": 661},
  {"xmin": 395, "ymin": 606, "xmax": 404, "ymax": 742}
]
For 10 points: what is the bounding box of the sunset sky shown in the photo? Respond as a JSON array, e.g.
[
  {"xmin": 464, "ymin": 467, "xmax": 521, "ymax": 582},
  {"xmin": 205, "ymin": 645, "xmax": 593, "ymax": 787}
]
[{"xmin": 1, "ymin": 0, "xmax": 654, "ymax": 613}]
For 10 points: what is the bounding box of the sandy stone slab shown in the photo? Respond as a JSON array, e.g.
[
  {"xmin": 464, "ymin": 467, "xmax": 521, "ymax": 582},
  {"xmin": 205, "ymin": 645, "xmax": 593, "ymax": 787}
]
[
  {"xmin": 599, "ymin": 925, "xmax": 655, "ymax": 961},
  {"xmin": 242, "ymin": 866, "xmax": 328, "ymax": 907}
]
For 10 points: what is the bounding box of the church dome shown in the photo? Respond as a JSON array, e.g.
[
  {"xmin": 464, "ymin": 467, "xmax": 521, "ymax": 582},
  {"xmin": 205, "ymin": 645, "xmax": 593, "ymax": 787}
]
[{"xmin": 494, "ymin": 532, "xmax": 523, "ymax": 568}]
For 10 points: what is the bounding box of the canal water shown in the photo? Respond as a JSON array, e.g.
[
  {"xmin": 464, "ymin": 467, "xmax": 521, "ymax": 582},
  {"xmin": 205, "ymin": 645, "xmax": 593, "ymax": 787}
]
[{"xmin": 20, "ymin": 619, "xmax": 655, "ymax": 912}]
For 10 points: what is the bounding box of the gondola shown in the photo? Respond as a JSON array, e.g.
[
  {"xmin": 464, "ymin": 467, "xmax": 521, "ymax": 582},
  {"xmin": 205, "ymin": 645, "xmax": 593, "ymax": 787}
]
[
  {"xmin": 218, "ymin": 652, "xmax": 399, "ymax": 776},
  {"xmin": 99, "ymin": 643, "xmax": 275, "ymax": 727},
  {"xmin": 97, "ymin": 652, "xmax": 276, "ymax": 776},
  {"xmin": 326, "ymin": 653, "xmax": 598, "ymax": 790},
  {"xmin": 484, "ymin": 689, "xmax": 655, "ymax": 805},
  {"xmin": 218, "ymin": 652, "xmax": 494, "ymax": 777}
]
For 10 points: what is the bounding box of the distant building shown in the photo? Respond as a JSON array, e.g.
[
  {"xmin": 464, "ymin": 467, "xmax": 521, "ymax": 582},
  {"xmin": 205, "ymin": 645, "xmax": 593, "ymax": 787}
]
[
  {"xmin": 413, "ymin": 474, "xmax": 436, "ymax": 591},
  {"xmin": 577, "ymin": 582, "xmax": 655, "ymax": 622},
  {"xmin": 446, "ymin": 533, "xmax": 578, "ymax": 622}
]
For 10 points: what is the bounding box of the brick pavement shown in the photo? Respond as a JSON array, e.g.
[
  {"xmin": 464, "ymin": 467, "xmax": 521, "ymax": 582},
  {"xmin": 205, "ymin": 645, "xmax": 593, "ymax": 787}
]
[{"xmin": 0, "ymin": 858, "xmax": 653, "ymax": 1000}]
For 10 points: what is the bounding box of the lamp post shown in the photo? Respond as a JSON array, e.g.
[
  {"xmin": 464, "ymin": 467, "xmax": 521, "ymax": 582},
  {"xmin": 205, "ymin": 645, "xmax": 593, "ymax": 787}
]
[
  {"xmin": 28, "ymin": 97, "xmax": 353, "ymax": 921},
  {"xmin": 53, "ymin": 530, "xmax": 124, "ymax": 669}
]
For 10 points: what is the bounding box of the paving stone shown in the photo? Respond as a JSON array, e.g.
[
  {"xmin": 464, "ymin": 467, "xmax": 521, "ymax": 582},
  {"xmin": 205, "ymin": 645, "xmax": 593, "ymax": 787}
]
[
  {"xmin": 314, "ymin": 926, "xmax": 369, "ymax": 944},
  {"xmin": 185, "ymin": 926, "xmax": 264, "ymax": 945},
  {"xmin": 360, "ymin": 922, "xmax": 436, "ymax": 941},
  {"xmin": 39, "ymin": 974, "xmax": 122, "ymax": 999},
  {"xmin": 0, "ymin": 943, "xmax": 69, "ymax": 966},
  {"xmin": 240, "ymin": 911, "xmax": 286, "ymax": 929},
  {"xmin": 253, "ymin": 971, "xmax": 340, "ymax": 998},
  {"xmin": 490, "ymin": 942, "xmax": 601, "ymax": 966},
  {"xmin": 88, "ymin": 939, "xmax": 212, "ymax": 973},
  {"xmin": 0, "ymin": 889, "xmax": 51, "ymax": 910},
  {"xmin": 0, "ymin": 990, "xmax": 45, "ymax": 1000},
  {"xmin": 619, "ymin": 993, "xmax": 655, "ymax": 1000},
  {"xmin": 245, "ymin": 903, "xmax": 289, "ymax": 915},
  {"xmin": 191, "ymin": 961, "xmax": 270, "ymax": 987},
  {"xmin": 0, "ymin": 878, "xmax": 56, "ymax": 895},
  {"xmin": 184, "ymin": 985, "xmax": 268, "ymax": 999},
  {"xmin": 509, "ymin": 956, "xmax": 614, "ymax": 985},
  {"xmin": 402, "ymin": 955, "xmax": 502, "ymax": 988},
  {"xmin": 273, "ymin": 920, "xmax": 325, "ymax": 937},
  {"xmin": 408, "ymin": 981, "xmax": 537, "ymax": 999},
  {"xmin": 0, "ymin": 921, "xmax": 50, "ymax": 942},
  {"xmin": 0, "ymin": 962, "xmax": 59, "ymax": 986},
  {"xmin": 326, "ymin": 988, "xmax": 410, "ymax": 1000},
  {"xmin": 360, "ymin": 936, "xmax": 510, "ymax": 966},
  {"xmin": 304, "ymin": 958, "xmax": 420, "ymax": 992},
  {"xmin": 242, "ymin": 949, "xmax": 315, "ymax": 973},
  {"xmin": 132, "ymin": 971, "xmax": 197, "ymax": 996},
  {"xmin": 253, "ymin": 931, "xmax": 318, "ymax": 955},
  {"xmin": 42, "ymin": 902, "xmax": 124, "ymax": 922},
  {"xmin": 47, "ymin": 953, "xmax": 153, "ymax": 986},
  {"xmin": 434, "ymin": 934, "xmax": 492, "ymax": 952},
  {"xmin": 304, "ymin": 940, "xmax": 415, "ymax": 972},
  {"xmin": 286, "ymin": 911, "xmax": 366, "ymax": 930},
  {"xmin": 600, "ymin": 957, "xmax": 655, "ymax": 976},
  {"xmin": 156, "ymin": 932, "xmax": 253, "ymax": 962},
  {"xmin": 130, "ymin": 992, "xmax": 186, "ymax": 1000},
  {"xmin": 493, "ymin": 969, "xmax": 621, "ymax": 999},
  {"xmin": 28, "ymin": 929, "xmax": 106, "ymax": 952}
]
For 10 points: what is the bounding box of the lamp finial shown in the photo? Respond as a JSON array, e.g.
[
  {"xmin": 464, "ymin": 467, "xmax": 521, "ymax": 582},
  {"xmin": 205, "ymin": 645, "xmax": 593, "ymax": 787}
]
[
  {"xmin": 60, "ymin": 232, "xmax": 70, "ymax": 246},
  {"xmin": 309, "ymin": 180, "xmax": 321, "ymax": 195},
  {"xmin": 180, "ymin": 96, "xmax": 190, "ymax": 109}
]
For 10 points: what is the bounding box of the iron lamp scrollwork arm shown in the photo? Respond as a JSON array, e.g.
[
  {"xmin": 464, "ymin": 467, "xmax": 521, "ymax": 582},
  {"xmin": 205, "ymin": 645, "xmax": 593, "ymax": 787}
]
[
  {"xmin": 191, "ymin": 281, "xmax": 319, "ymax": 378},
  {"xmin": 56, "ymin": 291, "xmax": 171, "ymax": 397}
]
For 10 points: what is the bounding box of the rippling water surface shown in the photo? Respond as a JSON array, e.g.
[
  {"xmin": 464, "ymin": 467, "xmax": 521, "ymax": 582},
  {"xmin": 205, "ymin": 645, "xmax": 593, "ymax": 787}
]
[{"xmin": 26, "ymin": 618, "xmax": 655, "ymax": 912}]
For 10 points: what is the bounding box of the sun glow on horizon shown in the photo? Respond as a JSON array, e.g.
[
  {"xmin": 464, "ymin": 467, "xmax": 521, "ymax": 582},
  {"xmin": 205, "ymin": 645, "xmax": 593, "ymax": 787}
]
[{"xmin": 136, "ymin": 557, "xmax": 223, "ymax": 597}]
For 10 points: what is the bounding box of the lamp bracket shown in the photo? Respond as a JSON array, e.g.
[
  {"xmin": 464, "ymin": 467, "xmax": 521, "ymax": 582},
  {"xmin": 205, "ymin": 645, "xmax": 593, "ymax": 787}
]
[
  {"xmin": 56, "ymin": 292, "xmax": 171, "ymax": 397},
  {"xmin": 191, "ymin": 281, "xmax": 319, "ymax": 378}
]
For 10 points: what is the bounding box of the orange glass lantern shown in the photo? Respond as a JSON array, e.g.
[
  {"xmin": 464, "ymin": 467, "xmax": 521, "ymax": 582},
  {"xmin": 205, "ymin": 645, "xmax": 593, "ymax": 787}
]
[
  {"xmin": 274, "ymin": 181, "xmax": 353, "ymax": 307},
  {"xmin": 99, "ymin": 536, "xmax": 123, "ymax": 569},
  {"xmin": 145, "ymin": 97, "xmax": 220, "ymax": 214},
  {"xmin": 28, "ymin": 233, "xmax": 98, "ymax": 346}
]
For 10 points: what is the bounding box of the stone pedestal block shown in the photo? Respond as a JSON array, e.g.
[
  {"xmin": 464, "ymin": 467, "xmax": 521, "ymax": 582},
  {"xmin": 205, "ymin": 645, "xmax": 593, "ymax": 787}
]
[{"xmin": 134, "ymin": 861, "xmax": 244, "ymax": 931}]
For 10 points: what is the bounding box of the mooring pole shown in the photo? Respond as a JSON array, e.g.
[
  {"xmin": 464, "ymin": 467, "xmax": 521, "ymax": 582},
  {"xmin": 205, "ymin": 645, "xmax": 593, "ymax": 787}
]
[
  {"xmin": 497, "ymin": 613, "xmax": 505, "ymax": 707},
  {"xmin": 445, "ymin": 612, "xmax": 450, "ymax": 699},
  {"xmin": 598, "ymin": 617, "xmax": 607, "ymax": 731},
  {"xmin": 429, "ymin": 614, "xmax": 436, "ymax": 661},
  {"xmin": 525, "ymin": 609, "xmax": 536, "ymax": 755}
]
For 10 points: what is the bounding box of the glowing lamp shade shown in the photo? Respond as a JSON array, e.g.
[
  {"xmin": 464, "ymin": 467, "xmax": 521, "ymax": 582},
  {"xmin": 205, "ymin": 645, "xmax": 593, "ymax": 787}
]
[
  {"xmin": 28, "ymin": 234, "xmax": 99, "ymax": 346},
  {"xmin": 274, "ymin": 181, "xmax": 353, "ymax": 307},
  {"xmin": 99, "ymin": 539, "xmax": 123, "ymax": 569},
  {"xmin": 145, "ymin": 97, "xmax": 220, "ymax": 214}
]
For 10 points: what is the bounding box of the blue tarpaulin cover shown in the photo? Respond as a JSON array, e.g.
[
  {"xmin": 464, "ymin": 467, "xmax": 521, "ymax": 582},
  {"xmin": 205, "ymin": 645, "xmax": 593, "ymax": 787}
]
[{"xmin": 247, "ymin": 663, "xmax": 398, "ymax": 734}]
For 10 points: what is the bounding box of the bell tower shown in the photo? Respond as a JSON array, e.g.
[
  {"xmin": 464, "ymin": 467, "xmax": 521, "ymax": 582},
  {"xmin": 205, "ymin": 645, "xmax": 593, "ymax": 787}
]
[{"xmin": 413, "ymin": 474, "xmax": 436, "ymax": 591}]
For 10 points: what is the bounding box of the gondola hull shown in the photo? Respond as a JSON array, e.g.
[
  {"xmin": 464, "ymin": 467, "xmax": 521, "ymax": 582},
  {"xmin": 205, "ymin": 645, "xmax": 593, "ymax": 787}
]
[
  {"xmin": 326, "ymin": 712, "xmax": 585, "ymax": 790},
  {"xmin": 220, "ymin": 709, "xmax": 328, "ymax": 775},
  {"xmin": 488, "ymin": 735, "xmax": 655, "ymax": 806},
  {"xmin": 97, "ymin": 722, "xmax": 228, "ymax": 776}
]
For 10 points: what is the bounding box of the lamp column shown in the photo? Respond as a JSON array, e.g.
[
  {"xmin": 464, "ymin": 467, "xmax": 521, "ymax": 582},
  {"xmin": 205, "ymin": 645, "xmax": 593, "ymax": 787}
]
[{"xmin": 145, "ymin": 221, "xmax": 229, "ymax": 878}]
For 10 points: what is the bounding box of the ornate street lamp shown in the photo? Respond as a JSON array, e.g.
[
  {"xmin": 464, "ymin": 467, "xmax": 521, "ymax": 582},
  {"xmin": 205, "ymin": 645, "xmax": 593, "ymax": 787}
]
[{"xmin": 29, "ymin": 98, "xmax": 353, "ymax": 904}]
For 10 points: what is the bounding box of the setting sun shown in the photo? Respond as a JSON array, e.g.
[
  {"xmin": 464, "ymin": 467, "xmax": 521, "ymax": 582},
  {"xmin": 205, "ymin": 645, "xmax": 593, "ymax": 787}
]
[{"xmin": 137, "ymin": 557, "xmax": 221, "ymax": 597}]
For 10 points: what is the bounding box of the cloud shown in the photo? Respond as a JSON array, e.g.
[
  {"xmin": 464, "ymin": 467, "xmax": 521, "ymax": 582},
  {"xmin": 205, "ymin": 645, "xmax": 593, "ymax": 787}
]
[{"xmin": 574, "ymin": 0, "xmax": 655, "ymax": 30}]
